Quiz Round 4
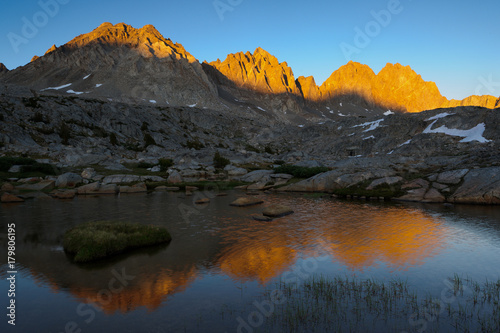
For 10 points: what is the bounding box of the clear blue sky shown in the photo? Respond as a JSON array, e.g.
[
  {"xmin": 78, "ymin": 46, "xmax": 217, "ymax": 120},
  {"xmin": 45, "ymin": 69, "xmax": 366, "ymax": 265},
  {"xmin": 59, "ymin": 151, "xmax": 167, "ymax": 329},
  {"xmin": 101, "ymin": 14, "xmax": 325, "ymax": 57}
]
[{"xmin": 1, "ymin": 0, "xmax": 499, "ymax": 100}]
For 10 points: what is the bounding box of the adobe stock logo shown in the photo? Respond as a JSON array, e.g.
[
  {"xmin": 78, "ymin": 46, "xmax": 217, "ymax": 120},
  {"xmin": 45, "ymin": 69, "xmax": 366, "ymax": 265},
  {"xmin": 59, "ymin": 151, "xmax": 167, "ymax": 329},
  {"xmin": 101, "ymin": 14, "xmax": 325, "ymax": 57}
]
[
  {"xmin": 213, "ymin": 0, "xmax": 243, "ymax": 22},
  {"xmin": 340, "ymin": 0, "xmax": 404, "ymax": 60},
  {"xmin": 7, "ymin": 0, "xmax": 71, "ymax": 53},
  {"xmin": 475, "ymin": 74, "xmax": 500, "ymax": 96}
]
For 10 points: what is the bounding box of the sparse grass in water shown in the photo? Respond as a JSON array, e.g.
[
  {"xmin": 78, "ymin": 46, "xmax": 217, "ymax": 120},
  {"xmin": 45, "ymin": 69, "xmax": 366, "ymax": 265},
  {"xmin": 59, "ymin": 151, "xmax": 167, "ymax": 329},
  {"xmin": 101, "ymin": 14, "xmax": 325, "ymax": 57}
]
[{"xmin": 218, "ymin": 274, "xmax": 500, "ymax": 333}]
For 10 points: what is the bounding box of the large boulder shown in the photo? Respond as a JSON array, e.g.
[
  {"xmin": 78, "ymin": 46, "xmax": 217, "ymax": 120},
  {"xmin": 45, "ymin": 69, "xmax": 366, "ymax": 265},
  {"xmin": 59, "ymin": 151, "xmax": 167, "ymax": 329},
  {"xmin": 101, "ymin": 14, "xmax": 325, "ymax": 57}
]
[
  {"xmin": 1, "ymin": 193, "xmax": 24, "ymax": 203},
  {"xmin": 366, "ymin": 177, "xmax": 403, "ymax": 190},
  {"xmin": 280, "ymin": 168, "xmax": 395, "ymax": 192},
  {"xmin": 77, "ymin": 182, "xmax": 101, "ymax": 195},
  {"xmin": 437, "ymin": 169, "xmax": 469, "ymax": 184},
  {"xmin": 102, "ymin": 175, "xmax": 141, "ymax": 184},
  {"xmin": 52, "ymin": 189, "xmax": 77, "ymax": 199},
  {"xmin": 55, "ymin": 173, "xmax": 83, "ymax": 188},
  {"xmin": 224, "ymin": 165, "xmax": 248, "ymax": 177},
  {"xmin": 167, "ymin": 170, "xmax": 183, "ymax": 184},
  {"xmin": 81, "ymin": 168, "xmax": 97, "ymax": 179},
  {"xmin": 1, "ymin": 183, "xmax": 15, "ymax": 192},
  {"xmin": 239, "ymin": 170, "xmax": 274, "ymax": 183},
  {"xmin": 119, "ymin": 183, "xmax": 147, "ymax": 193},
  {"xmin": 294, "ymin": 160, "xmax": 323, "ymax": 168},
  {"xmin": 449, "ymin": 167, "xmax": 500, "ymax": 204},
  {"xmin": 16, "ymin": 180, "xmax": 55, "ymax": 191}
]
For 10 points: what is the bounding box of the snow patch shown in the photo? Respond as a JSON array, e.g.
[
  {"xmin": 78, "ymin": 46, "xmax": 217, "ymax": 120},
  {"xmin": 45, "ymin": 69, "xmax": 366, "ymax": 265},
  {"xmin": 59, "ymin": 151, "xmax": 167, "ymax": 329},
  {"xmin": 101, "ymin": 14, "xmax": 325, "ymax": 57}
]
[
  {"xmin": 338, "ymin": 112, "xmax": 347, "ymax": 117},
  {"xmin": 398, "ymin": 139, "xmax": 412, "ymax": 147},
  {"xmin": 41, "ymin": 83, "xmax": 72, "ymax": 91},
  {"xmin": 83, "ymin": 74, "xmax": 90, "ymax": 80},
  {"xmin": 384, "ymin": 110, "xmax": 395, "ymax": 116},
  {"xmin": 257, "ymin": 106, "xmax": 267, "ymax": 112},
  {"xmin": 363, "ymin": 135, "xmax": 375, "ymax": 140},
  {"xmin": 340, "ymin": 103, "xmax": 343, "ymax": 107},
  {"xmin": 353, "ymin": 118, "xmax": 384, "ymax": 132},
  {"xmin": 66, "ymin": 90, "xmax": 84, "ymax": 95},
  {"xmin": 95, "ymin": 84, "xmax": 102, "ymax": 88},
  {"xmin": 423, "ymin": 121, "xmax": 490, "ymax": 143},
  {"xmin": 149, "ymin": 100, "xmax": 157, "ymax": 104},
  {"xmin": 298, "ymin": 125, "xmax": 304, "ymax": 128},
  {"xmin": 188, "ymin": 103, "xmax": 197, "ymax": 108},
  {"xmin": 425, "ymin": 112, "xmax": 454, "ymax": 121},
  {"xmin": 329, "ymin": 111, "xmax": 334, "ymax": 114},
  {"xmin": 387, "ymin": 150, "xmax": 394, "ymax": 155}
]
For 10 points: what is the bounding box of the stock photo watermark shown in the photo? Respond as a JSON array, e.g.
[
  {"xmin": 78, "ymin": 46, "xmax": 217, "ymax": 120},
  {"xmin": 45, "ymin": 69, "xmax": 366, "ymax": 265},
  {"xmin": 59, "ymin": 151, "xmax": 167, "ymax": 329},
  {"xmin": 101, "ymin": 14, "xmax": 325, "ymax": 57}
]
[
  {"xmin": 475, "ymin": 74, "xmax": 500, "ymax": 96},
  {"xmin": 233, "ymin": 239, "xmax": 331, "ymax": 333},
  {"xmin": 213, "ymin": 0, "xmax": 244, "ymax": 22},
  {"xmin": 7, "ymin": 0, "xmax": 71, "ymax": 53},
  {"xmin": 340, "ymin": 0, "xmax": 405, "ymax": 60},
  {"xmin": 57, "ymin": 267, "xmax": 135, "ymax": 333}
]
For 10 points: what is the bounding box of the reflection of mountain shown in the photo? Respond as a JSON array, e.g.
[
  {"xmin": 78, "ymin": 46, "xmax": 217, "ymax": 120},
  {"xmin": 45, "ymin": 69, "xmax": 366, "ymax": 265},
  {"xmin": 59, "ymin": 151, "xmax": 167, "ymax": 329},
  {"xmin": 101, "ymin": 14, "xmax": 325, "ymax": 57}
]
[
  {"xmin": 68, "ymin": 267, "xmax": 197, "ymax": 314},
  {"xmin": 218, "ymin": 235, "xmax": 297, "ymax": 284},
  {"xmin": 317, "ymin": 206, "xmax": 446, "ymax": 270},
  {"xmin": 5, "ymin": 247, "xmax": 199, "ymax": 314},
  {"xmin": 0, "ymin": 195, "xmax": 452, "ymax": 312}
]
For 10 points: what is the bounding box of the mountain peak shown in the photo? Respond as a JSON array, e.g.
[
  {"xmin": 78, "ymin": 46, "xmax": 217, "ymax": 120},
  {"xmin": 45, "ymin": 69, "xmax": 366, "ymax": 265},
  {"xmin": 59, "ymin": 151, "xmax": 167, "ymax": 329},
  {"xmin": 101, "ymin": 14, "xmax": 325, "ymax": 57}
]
[
  {"xmin": 254, "ymin": 47, "xmax": 271, "ymax": 57},
  {"xmin": 45, "ymin": 44, "xmax": 57, "ymax": 55},
  {"xmin": 210, "ymin": 48, "xmax": 299, "ymax": 95},
  {"xmin": 61, "ymin": 22, "xmax": 192, "ymax": 61},
  {"xmin": 0, "ymin": 62, "xmax": 8, "ymax": 73}
]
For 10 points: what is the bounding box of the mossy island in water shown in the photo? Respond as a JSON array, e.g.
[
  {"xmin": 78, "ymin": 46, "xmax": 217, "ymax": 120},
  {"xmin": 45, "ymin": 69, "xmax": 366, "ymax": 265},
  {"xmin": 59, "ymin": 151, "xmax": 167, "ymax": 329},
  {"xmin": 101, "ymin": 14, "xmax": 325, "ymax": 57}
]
[{"xmin": 63, "ymin": 221, "xmax": 172, "ymax": 263}]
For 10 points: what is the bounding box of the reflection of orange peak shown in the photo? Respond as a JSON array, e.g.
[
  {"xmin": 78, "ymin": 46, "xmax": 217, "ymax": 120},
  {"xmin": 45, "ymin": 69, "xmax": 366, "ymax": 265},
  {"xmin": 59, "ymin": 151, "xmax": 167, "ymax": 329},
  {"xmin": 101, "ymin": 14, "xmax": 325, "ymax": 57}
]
[
  {"xmin": 320, "ymin": 208, "xmax": 446, "ymax": 271},
  {"xmin": 219, "ymin": 239, "xmax": 297, "ymax": 284},
  {"xmin": 60, "ymin": 268, "xmax": 197, "ymax": 314}
]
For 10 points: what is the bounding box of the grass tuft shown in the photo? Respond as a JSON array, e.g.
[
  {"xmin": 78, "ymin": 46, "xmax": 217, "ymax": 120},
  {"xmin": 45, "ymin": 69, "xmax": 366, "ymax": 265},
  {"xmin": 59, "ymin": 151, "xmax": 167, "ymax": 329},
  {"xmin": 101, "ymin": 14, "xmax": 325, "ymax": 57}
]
[{"xmin": 63, "ymin": 221, "xmax": 171, "ymax": 263}]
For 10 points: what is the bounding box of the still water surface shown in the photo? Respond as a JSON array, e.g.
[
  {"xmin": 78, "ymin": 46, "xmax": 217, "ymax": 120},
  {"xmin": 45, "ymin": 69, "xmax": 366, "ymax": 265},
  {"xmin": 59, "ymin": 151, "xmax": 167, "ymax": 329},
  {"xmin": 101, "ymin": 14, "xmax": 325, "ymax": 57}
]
[{"xmin": 1, "ymin": 191, "xmax": 500, "ymax": 332}]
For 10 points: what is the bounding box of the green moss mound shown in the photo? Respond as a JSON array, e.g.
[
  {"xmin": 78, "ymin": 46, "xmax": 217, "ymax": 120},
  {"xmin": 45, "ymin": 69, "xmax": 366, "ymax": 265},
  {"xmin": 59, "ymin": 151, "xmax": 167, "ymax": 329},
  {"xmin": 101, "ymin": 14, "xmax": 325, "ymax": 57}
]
[{"xmin": 63, "ymin": 221, "xmax": 172, "ymax": 263}]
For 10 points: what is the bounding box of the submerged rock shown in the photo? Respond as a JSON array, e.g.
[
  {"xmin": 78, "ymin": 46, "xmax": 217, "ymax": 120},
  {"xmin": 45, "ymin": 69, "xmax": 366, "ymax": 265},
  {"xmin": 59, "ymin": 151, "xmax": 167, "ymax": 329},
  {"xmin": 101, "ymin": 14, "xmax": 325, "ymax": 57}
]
[
  {"xmin": 230, "ymin": 197, "xmax": 264, "ymax": 207},
  {"xmin": 262, "ymin": 205, "xmax": 294, "ymax": 218},
  {"xmin": 252, "ymin": 215, "xmax": 274, "ymax": 222},
  {"xmin": 195, "ymin": 198, "xmax": 210, "ymax": 204}
]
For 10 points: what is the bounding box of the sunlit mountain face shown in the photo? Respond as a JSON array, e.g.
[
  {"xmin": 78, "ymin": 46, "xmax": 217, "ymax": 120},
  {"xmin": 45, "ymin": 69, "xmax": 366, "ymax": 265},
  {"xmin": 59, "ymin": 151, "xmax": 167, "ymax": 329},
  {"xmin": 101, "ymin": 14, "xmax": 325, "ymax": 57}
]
[{"xmin": 1, "ymin": 22, "xmax": 498, "ymax": 116}]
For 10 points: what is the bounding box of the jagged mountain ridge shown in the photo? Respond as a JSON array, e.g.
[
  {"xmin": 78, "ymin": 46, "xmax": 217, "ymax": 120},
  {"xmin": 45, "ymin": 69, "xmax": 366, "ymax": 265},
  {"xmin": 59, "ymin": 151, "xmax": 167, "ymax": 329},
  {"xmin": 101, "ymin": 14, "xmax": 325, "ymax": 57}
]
[
  {"xmin": 1, "ymin": 23, "xmax": 219, "ymax": 108},
  {"xmin": 1, "ymin": 22, "xmax": 498, "ymax": 116}
]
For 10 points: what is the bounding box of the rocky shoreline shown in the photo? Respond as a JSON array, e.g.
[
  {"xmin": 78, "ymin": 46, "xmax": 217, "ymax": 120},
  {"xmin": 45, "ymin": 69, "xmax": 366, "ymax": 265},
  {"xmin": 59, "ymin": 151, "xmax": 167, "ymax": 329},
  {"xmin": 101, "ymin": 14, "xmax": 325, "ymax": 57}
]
[{"xmin": 2, "ymin": 156, "xmax": 500, "ymax": 205}]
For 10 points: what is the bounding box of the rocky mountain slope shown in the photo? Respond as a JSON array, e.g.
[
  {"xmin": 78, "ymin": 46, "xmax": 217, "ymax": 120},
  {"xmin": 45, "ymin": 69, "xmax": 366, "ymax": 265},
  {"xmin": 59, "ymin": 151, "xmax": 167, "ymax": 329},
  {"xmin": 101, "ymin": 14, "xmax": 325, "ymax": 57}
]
[{"xmin": 1, "ymin": 23, "xmax": 219, "ymax": 108}]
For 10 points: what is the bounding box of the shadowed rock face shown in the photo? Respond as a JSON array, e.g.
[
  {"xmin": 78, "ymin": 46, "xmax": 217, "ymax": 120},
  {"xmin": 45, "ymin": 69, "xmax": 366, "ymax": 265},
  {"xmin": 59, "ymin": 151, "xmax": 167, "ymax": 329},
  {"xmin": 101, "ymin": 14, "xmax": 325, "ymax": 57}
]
[
  {"xmin": 2, "ymin": 23, "xmax": 219, "ymax": 108},
  {"xmin": 0, "ymin": 63, "xmax": 8, "ymax": 74}
]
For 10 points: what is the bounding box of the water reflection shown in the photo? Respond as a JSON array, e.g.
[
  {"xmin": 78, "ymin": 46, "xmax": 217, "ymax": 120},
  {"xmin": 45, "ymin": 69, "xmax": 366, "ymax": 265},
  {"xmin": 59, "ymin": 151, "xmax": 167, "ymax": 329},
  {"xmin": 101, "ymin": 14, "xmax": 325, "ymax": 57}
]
[{"xmin": 0, "ymin": 192, "xmax": 483, "ymax": 316}]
